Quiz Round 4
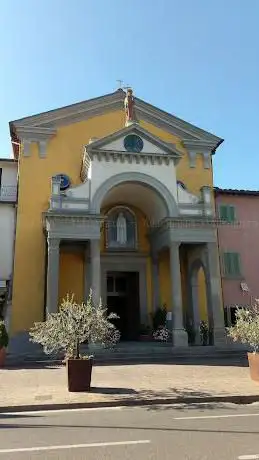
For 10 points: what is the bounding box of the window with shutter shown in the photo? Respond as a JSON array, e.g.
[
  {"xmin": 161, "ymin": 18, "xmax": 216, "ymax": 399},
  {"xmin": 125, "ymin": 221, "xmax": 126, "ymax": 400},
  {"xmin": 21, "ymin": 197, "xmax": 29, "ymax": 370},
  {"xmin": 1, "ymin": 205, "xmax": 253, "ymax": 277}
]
[
  {"xmin": 223, "ymin": 252, "xmax": 241, "ymax": 277},
  {"xmin": 219, "ymin": 204, "xmax": 236, "ymax": 222}
]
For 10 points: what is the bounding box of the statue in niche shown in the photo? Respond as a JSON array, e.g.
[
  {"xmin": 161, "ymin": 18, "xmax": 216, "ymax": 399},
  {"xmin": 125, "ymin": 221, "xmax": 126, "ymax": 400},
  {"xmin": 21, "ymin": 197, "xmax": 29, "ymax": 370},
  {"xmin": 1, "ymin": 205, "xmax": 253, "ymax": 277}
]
[
  {"xmin": 116, "ymin": 212, "xmax": 127, "ymax": 244},
  {"xmin": 124, "ymin": 88, "xmax": 137, "ymax": 125}
]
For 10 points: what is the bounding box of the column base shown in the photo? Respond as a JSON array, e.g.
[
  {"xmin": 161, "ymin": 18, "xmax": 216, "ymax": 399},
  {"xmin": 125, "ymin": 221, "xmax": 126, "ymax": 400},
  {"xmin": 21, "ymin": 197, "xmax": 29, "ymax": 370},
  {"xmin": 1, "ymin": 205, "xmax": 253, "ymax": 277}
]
[
  {"xmin": 172, "ymin": 328, "xmax": 189, "ymax": 347},
  {"xmin": 213, "ymin": 327, "xmax": 227, "ymax": 347}
]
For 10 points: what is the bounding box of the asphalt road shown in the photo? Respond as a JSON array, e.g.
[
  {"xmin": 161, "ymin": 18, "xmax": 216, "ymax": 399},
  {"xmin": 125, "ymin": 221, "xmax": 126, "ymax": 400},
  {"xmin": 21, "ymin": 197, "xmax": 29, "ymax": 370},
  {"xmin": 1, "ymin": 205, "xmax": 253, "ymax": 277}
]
[{"xmin": 1, "ymin": 403, "xmax": 259, "ymax": 459}]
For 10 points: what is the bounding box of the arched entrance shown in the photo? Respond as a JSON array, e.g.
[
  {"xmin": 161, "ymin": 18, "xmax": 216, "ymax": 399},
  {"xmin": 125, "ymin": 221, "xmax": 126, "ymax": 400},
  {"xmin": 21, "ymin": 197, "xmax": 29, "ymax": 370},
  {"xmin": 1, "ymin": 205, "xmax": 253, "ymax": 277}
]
[
  {"xmin": 187, "ymin": 258, "xmax": 213, "ymax": 345},
  {"xmin": 91, "ymin": 172, "xmax": 178, "ymax": 340}
]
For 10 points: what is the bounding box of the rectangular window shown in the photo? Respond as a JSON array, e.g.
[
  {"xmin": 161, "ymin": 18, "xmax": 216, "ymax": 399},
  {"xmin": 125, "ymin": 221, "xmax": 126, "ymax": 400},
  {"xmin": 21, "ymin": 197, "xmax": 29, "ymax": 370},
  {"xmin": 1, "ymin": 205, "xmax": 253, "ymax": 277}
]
[
  {"xmin": 0, "ymin": 168, "xmax": 2, "ymax": 188},
  {"xmin": 223, "ymin": 252, "xmax": 241, "ymax": 277},
  {"xmin": 219, "ymin": 204, "xmax": 236, "ymax": 222}
]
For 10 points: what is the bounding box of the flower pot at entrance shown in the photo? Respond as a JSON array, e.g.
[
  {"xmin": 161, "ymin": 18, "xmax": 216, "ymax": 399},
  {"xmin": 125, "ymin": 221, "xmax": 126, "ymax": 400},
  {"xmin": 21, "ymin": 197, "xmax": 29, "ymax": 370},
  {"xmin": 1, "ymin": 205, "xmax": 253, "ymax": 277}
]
[
  {"xmin": 0, "ymin": 348, "xmax": 6, "ymax": 367},
  {"xmin": 67, "ymin": 358, "xmax": 93, "ymax": 392},
  {"xmin": 247, "ymin": 352, "xmax": 259, "ymax": 382}
]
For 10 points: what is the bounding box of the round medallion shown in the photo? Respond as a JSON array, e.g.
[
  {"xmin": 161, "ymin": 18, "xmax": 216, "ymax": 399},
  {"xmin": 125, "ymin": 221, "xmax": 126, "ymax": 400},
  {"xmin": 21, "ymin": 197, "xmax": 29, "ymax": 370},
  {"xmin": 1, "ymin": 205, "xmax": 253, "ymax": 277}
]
[
  {"xmin": 55, "ymin": 174, "xmax": 71, "ymax": 191},
  {"xmin": 124, "ymin": 134, "xmax": 144, "ymax": 153}
]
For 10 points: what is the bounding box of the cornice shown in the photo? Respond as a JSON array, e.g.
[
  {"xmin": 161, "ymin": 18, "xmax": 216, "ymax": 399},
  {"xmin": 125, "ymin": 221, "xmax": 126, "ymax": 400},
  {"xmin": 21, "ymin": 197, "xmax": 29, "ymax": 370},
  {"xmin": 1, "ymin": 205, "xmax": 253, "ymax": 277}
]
[
  {"xmin": 10, "ymin": 89, "xmax": 223, "ymax": 152},
  {"xmin": 86, "ymin": 122, "xmax": 182, "ymax": 158},
  {"xmin": 15, "ymin": 126, "xmax": 57, "ymax": 141},
  {"xmin": 89, "ymin": 149, "xmax": 177, "ymax": 165}
]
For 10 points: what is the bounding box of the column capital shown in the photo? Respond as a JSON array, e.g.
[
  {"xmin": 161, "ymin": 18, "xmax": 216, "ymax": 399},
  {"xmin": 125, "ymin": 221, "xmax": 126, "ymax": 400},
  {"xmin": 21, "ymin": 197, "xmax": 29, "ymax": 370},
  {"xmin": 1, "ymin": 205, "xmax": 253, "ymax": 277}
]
[
  {"xmin": 169, "ymin": 240, "xmax": 181, "ymax": 249},
  {"xmin": 47, "ymin": 237, "xmax": 60, "ymax": 251}
]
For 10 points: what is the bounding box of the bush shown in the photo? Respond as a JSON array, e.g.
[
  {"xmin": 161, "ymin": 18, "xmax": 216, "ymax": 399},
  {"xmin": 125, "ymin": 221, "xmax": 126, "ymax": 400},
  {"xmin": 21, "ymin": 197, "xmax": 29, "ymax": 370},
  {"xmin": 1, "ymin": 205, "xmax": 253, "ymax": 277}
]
[
  {"xmin": 29, "ymin": 292, "xmax": 120, "ymax": 359},
  {"xmin": 0, "ymin": 320, "xmax": 9, "ymax": 349},
  {"xmin": 227, "ymin": 299, "xmax": 259, "ymax": 353},
  {"xmin": 152, "ymin": 306, "xmax": 167, "ymax": 331}
]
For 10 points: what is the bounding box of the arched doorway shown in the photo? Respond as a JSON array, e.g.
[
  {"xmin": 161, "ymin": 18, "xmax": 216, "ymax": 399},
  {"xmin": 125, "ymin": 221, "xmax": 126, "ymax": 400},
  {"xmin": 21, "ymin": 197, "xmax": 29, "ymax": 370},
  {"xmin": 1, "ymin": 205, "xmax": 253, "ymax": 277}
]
[
  {"xmin": 187, "ymin": 259, "xmax": 213, "ymax": 345},
  {"xmin": 91, "ymin": 172, "xmax": 178, "ymax": 340}
]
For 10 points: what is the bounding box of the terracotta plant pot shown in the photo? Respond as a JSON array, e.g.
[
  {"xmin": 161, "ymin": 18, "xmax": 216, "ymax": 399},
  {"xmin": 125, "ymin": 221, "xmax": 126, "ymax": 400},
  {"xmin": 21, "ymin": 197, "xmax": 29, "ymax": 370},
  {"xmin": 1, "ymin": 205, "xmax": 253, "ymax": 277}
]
[
  {"xmin": 67, "ymin": 358, "xmax": 93, "ymax": 392},
  {"xmin": 0, "ymin": 347, "xmax": 6, "ymax": 367},
  {"xmin": 247, "ymin": 352, "xmax": 259, "ymax": 382}
]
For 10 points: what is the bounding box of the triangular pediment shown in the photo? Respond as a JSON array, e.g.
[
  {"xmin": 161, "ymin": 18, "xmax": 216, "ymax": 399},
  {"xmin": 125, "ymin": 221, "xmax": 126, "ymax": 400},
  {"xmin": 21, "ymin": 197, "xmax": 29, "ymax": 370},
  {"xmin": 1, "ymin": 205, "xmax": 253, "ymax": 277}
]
[
  {"xmin": 9, "ymin": 89, "xmax": 223, "ymax": 153},
  {"xmin": 86, "ymin": 123, "xmax": 182, "ymax": 158}
]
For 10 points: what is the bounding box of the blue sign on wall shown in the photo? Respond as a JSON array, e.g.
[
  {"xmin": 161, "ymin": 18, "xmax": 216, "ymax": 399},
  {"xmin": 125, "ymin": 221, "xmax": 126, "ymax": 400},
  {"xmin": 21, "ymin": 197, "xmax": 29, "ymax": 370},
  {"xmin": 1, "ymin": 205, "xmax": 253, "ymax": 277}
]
[{"xmin": 55, "ymin": 174, "xmax": 71, "ymax": 191}]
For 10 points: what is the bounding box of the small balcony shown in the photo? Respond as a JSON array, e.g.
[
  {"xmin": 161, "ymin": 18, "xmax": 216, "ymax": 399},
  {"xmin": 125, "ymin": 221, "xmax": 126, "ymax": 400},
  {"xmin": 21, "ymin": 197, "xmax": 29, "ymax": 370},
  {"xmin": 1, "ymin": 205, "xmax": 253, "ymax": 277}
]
[{"xmin": 0, "ymin": 185, "xmax": 17, "ymax": 202}]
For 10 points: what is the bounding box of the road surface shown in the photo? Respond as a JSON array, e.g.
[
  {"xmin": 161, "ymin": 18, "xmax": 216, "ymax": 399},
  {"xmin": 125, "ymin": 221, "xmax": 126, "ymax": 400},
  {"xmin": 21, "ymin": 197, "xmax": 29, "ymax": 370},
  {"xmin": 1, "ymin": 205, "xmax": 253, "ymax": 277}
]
[{"xmin": 1, "ymin": 403, "xmax": 259, "ymax": 459}]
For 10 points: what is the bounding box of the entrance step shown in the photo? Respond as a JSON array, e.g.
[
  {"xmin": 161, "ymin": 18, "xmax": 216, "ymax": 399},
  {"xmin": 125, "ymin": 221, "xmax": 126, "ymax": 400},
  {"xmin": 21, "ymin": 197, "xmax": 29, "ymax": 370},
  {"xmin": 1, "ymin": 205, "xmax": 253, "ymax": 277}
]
[{"xmin": 6, "ymin": 342, "xmax": 248, "ymax": 366}]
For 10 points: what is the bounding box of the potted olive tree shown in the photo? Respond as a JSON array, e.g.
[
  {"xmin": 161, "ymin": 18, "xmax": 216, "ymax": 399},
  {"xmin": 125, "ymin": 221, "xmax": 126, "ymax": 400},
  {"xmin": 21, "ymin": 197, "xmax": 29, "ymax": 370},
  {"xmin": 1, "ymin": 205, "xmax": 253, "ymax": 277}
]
[
  {"xmin": 0, "ymin": 320, "xmax": 9, "ymax": 367},
  {"xmin": 228, "ymin": 300, "xmax": 259, "ymax": 382},
  {"xmin": 30, "ymin": 292, "xmax": 120, "ymax": 392}
]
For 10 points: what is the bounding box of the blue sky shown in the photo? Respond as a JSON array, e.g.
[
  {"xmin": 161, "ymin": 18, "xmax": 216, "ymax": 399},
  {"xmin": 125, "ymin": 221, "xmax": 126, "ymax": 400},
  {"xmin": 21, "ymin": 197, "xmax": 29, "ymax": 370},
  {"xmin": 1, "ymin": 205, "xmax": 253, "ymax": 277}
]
[{"xmin": 1, "ymin": 0, "xmax": 258, "ymax": 189}]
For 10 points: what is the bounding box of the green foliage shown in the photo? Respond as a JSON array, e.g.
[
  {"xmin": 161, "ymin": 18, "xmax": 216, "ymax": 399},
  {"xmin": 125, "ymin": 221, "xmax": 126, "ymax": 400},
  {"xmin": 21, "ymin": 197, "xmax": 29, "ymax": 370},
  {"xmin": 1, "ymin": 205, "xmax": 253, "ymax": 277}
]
[
  {"xmin": 227, "ymin": 300, "xmax": 259, "ymax": 353},
  {"xmin": 29, "ymin": 291, "xmax": 120, "ymax": 359},
  {"xmin": 0, "ymin": 320, "xmax": 9, "ymax": 349},
  {"xmin": 152, "ymin": 306, "xmax": 167, "ymax": 331},
  {"xmin": 200, "ymin": 320, "xmax": 209, "ymax": 346}
]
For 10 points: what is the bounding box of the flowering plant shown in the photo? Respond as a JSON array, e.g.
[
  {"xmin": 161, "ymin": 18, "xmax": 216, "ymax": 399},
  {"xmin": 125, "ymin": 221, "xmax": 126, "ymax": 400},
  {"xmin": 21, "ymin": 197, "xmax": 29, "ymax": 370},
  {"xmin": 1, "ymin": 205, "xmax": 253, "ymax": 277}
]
[
  {"xmin": 227, "ymin": 299, "xmax": 259, "ymax": 353},
  {"xmin": 153, "ymin": 325, "xmax": 170, "ymax": 342}
]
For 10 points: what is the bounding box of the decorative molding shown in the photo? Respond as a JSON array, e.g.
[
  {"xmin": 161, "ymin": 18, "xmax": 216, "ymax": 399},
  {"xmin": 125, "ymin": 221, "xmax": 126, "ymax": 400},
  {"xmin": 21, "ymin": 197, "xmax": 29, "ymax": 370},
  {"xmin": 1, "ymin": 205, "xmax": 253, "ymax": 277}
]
[
  {"xmin": 202, "ymin": 151, "xmax": 211, "ymax": 169},
  {"xmin": 15, "ymin": 126, "xmax": 56, "ymax": 159},
  {"xmin": 38, "ymin": 140, "xmax": 48, "ymax": 159},
  {"xmin": 91, "ymin": 171, "xmax": 179, "ymax": 218},
  {"xmin": 10, "ymin": 90, "xmax": 223, "ymax": 153},
  {"xmin": 86, "ymin": 123, "xmax": 182, "ymax": 159},
  {"xmin": 89, "ymin": 149, "xmax": 175, "ymax": 166},
  {"xmin": 188, "ymin": 151, "xmax": 196, "ymax": 168}
]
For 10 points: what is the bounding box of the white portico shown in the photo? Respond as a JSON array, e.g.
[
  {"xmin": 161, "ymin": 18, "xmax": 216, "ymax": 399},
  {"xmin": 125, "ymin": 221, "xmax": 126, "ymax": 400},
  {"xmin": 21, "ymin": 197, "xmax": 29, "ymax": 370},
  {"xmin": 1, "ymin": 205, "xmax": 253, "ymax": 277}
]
[{"xmin": 44, "ymin": 120, "xmax": 226, "ymax": 347}]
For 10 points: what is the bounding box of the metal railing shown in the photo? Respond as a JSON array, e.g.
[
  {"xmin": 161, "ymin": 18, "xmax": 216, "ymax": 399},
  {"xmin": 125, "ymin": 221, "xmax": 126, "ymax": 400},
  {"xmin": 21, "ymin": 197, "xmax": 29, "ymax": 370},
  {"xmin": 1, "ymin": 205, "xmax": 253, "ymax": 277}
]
[{"xmin": 0, "ymin": 186, "xmax": 17, "ymax": 202}]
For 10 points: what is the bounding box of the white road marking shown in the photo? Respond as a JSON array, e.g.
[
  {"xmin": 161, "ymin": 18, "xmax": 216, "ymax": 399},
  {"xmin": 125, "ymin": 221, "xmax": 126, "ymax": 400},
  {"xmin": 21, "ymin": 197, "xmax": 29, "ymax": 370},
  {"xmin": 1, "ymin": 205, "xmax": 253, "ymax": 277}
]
[
  {"xmin": 0, "ymin": 440, "xmax": 151, "ymax": 454},
  {"xmin": 174, "ymin": 413, "xmax": 259, "ymax": 420},
  {"xmin": 238, "ymin": 455, "xmax": 259, "ymax": 459},
  {"xmin": 0, "ymin": 406, "xmax": 123, "ymax": 416}
]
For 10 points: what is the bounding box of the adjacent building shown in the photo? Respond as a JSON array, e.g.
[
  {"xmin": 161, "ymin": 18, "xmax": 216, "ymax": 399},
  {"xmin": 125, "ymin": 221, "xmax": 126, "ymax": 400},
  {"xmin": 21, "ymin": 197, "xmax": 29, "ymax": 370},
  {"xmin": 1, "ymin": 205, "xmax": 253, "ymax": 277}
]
[
  {"xmin": 8, "ymin": 88, "xmax": 226, "ymax": 347},
  {"xmin": 0, "ymin": 158, "xmax": 17, "ymax": 319},
  {"xmin": 215, "ymin": 187, "xmax": 259, "ymax": 325}
]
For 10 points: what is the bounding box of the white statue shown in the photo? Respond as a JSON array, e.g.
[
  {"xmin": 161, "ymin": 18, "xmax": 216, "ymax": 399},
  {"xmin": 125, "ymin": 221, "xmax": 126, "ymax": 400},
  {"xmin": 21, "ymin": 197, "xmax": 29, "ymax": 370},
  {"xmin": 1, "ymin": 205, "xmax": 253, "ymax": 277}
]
[{"xmin": 116, "ymin": 212, "xmax": 127, "ymax": 244}]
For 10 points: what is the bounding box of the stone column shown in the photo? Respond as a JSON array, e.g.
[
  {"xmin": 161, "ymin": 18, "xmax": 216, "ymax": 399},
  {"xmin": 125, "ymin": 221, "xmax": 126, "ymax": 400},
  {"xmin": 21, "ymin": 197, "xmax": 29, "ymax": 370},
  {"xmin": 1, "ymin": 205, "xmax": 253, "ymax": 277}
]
[
  {"xmin": 202, "ymin": 242, "xmax": 226, "ymax": 346},
  {"xmin": 46, "ymin": 237, "xmax": 60, "ymax": 315},
  {"xmin": 90, "ymin": 239, "xmax": 101, "ymax": 306},
  {"xmin": 170, "ymin": 242, "xmax": 188, "ymax": 346},
  {"xmin": 151, "ymin": 254, "xmax": 160, "ymax": 313},
  {"xmin": 84, "ymin": 244, "xmax": 90, "ymax": 301}
]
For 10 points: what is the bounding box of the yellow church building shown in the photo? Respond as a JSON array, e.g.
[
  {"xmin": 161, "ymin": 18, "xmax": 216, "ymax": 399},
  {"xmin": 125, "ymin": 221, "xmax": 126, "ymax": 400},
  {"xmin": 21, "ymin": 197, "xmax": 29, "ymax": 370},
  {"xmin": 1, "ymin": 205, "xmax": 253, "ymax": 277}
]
[{"xmin": 9, "ymin": 88, "xmax": 226, "ymax": 347}]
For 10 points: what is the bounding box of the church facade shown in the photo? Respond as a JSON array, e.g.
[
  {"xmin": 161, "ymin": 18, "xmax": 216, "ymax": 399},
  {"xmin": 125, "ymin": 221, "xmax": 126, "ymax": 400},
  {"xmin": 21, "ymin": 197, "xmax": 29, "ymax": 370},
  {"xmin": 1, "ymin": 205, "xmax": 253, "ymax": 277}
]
[{"xmin": 9, "ymin": 88, "xmax": 226, "ymax": 346}]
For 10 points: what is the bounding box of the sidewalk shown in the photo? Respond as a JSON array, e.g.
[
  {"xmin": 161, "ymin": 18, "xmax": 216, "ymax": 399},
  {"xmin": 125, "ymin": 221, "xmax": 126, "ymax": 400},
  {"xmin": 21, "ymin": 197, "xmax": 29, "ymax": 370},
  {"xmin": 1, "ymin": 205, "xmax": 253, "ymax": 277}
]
[{"xmin": 1, "ymin": 362, "xmax": 259, "ymax": 411}]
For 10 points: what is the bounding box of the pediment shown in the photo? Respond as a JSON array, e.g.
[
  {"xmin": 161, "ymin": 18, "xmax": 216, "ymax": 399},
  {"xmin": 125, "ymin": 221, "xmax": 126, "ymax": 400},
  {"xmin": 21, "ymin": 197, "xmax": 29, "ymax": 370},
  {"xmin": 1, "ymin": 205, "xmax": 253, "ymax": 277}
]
[
  {"xmin": 86, "ymin": 124, "xmax": 182, "ymax": 158},
  {"xmin": 10, "ymin": 89, "xmax": 223, "ymax": 154}
]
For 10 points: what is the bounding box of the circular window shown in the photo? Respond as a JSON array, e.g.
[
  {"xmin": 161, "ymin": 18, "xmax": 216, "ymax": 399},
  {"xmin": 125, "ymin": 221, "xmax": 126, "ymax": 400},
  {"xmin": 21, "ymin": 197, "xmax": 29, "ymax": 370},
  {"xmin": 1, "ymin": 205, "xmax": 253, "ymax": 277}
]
[
  {"xmin": 55, "ymin": 174, "xmax": 71, "ymax": 191},
  {"xmin": 124, "ymin": 134, "xmax": 144, "ymax": 153}
]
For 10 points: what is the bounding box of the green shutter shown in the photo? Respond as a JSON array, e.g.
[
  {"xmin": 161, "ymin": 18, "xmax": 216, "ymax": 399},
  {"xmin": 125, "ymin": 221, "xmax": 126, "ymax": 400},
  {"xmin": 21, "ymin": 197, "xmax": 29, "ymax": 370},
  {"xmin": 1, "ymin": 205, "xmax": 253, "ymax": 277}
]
[
  {"xmin": 219, "ymin": 205, "xmax": 236, "ymax": 222},
  {"xmin": 219, "ymin": 205, "xmax": 228, "ymax": 221},
  {"xmin": 228, "ymin": 206, "xmax": 236, "ymax": 223},
  {"xmin": 223, "ymin": 253, "xmax": 231, "ymax": 275},
  {"xmin": 223, "ymin": 252, "xmax": 241, "ymax": 276},
  {"xmin": 232, "ymin": 253, "xmax": 240, "ymax": 275}
]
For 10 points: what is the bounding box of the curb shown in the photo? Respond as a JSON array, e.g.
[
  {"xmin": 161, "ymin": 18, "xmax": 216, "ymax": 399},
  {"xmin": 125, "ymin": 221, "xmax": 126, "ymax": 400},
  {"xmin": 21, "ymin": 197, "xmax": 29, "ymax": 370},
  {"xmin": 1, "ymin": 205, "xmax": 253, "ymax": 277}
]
[{"xmin": 0, "ymin": 394, "xmax": 259, "ymax": 414}]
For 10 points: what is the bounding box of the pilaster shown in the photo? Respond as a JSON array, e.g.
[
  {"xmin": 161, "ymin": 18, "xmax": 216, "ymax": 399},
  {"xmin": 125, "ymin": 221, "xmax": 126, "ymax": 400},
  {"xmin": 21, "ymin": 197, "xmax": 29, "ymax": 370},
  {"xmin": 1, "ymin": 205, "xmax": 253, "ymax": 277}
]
[
  {"xmin": 46, "ymin": 237, "xmax": 60, "ymax": 315},
  {"xmin": 202, "ymin": 242, "xmax": 226, "ymax": 346},
  {"xmin": 90, "ymin": 239, "xmax": 101, "ymax": 306},
  {"xmin": 169, "ymin": 242, "xmax": 188, "ymax": 346}
]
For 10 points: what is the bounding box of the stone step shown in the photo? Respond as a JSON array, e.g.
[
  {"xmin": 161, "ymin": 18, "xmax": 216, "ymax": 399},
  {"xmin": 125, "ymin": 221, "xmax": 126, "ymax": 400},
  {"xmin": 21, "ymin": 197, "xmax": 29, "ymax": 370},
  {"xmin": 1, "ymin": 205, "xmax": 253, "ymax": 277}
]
[{"xmin": 6, "ymin": 345, "xmax": 247, "ymax": 366}]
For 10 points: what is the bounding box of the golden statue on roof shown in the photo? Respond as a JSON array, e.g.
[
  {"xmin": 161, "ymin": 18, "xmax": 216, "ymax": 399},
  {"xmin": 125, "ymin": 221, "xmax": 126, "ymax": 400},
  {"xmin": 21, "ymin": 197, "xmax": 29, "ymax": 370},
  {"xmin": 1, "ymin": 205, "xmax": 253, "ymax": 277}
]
[{"xmin": 124, "ymin": 88, "xmax": 137, "ymax": 126}]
